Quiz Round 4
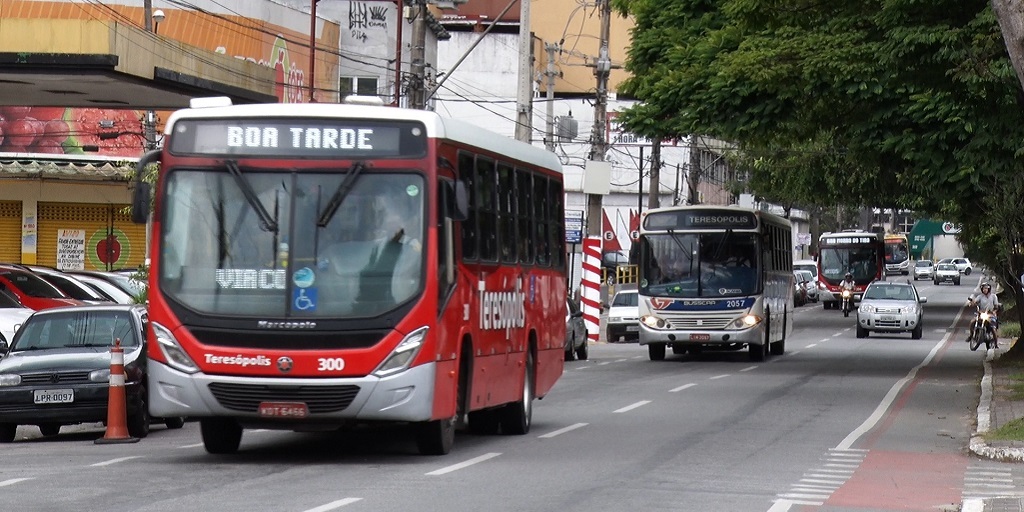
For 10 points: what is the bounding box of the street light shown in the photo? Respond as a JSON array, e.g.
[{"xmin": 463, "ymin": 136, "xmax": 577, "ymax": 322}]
[{"xmin": 152, "ymin": 9, "xmax": 165, "ymax": 34}]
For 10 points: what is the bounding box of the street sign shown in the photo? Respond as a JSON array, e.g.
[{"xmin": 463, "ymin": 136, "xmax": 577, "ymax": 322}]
[{"xmin": 565, "ymin": 210, "xmax": 583, "ymax": 243}]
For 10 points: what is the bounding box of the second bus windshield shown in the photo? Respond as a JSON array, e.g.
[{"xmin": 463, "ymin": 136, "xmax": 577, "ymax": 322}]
[
  {"xmin": 640, "ymin": 232, "xmax": 759, "ymax": 298},
  {"xmin": 160, "ymin": 168, "xmax": 425, "ymax": 318}
]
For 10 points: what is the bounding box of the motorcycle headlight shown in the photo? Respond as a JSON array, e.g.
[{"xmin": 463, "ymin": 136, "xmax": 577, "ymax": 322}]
[
  {"xmin": 152, "ymin": 321, "xmax": 200, "ymax": 374},
  {"xmin": 842, "ymin": 290, "xmax": 851, "ymax": 298},
  {"xmin": 0, "ymin": 374, "xmax": 21, "ymax": 386},
  {"xmin": 980, "ymin": 312, "xmax": 991, "ymax": 321}
]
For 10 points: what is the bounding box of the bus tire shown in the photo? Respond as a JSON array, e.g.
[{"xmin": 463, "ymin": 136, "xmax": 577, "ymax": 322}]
[
  {"xmin": 648, "ymin": 343, "xmax": 666, "ymax": 361},
  {"xmin": 749, "ymin": 323, "xmax": 769, "ymax": 362},
  {"xmin": 201, "ymin": 418, "xmax": 242, "ymax": 454},
  {"xmin": 770, "ymin": 314, "xmax": 786, "ymax": 356},
  {"xmin": 499, "ymin": 350, "xmax": 534, "ymax": 435},
  {"xmin": 468, "ymin": 409, "xmax": 500, "ymax": 435},
  {"xmin": 671, "ymin": 343, "xmax": 687, "ymax": 355},
  {"xmin": 416, "ymin": 416, "xmax": 455, "ymax": 455}
]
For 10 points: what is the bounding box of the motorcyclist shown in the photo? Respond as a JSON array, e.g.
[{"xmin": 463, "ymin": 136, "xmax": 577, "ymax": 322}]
[
  {"xmin": 838, "ymin": 272, "xmax": 856, "ymax": 310},
  {"xmin": 967, "ymin": 282, "xmax": 1001, "ymax": 345}
]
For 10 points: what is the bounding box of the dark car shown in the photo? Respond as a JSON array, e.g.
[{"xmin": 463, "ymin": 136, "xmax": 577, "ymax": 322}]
[
  {"xmin": 0, "ymin": 304, "xmax": 183, "ymax": 442},
  {"xmin": 564, "ymin": 299, "xmax": 588, "ymax": 361},
  {"xmin": 0, "ymin": 264, "xmax": 84, "ymax": 311}
]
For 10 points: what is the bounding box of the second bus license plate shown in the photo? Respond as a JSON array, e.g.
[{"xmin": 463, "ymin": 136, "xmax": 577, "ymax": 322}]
[
  {"xmin": 258, "ymin": 402, "xmax": 309, "ymax": 418},
  {"xmin": 689, "ymin": 333, "xmax": 711, "ymax": 341}
]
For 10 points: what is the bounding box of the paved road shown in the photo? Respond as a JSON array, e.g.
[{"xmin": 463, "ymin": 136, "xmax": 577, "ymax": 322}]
[{"xmin": 1, "ymin": 275, "xmax": 1016, "ymax": 512}]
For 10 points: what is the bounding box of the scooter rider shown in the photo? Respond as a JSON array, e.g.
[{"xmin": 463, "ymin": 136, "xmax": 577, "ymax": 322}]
[
  {"xmin": 839, "ymin": 272, "xmax": 856, "ymax": 310},
  {"xmin": 967, "ymin": 282, "xmax": 1001, "ymax": 344}
]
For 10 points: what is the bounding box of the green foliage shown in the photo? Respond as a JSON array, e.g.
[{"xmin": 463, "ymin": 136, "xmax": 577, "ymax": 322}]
[{"xmin": 611, "ymin": 0, "xmax": 1024, "ymax": 217}]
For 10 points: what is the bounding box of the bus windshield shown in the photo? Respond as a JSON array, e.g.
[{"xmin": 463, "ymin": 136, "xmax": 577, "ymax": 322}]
[
  {"xmin": 885, "ymin": 239, "xmax": 909, "ymax": 265},
  {"xmin": 819, "ymin": 246, "xmax": 878, "ymax": 285},
  {"xmin": 640, "ymin": 232, "xmax": 759, "ymax": 298},
  {"xmin": 159, "ymin": 167, "xmax": 425, "ymax": 318}
]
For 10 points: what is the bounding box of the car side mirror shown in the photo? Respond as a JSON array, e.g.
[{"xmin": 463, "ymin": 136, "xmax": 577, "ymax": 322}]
[
  {"xmin": 919, "ymin": 297, "xmax": 928, "ymax": 304},
  {"xmin": 0, "ymin": 336, "xmax": 8, "ymax": 355}
]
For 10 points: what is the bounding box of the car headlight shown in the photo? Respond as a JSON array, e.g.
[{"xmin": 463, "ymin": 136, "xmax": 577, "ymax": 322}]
[
  {"xmin": 152, "ymin": 321, "xmax": 200, "ymax": 374},
  {"xmin": 89, "ymin": 369, "xmax": 111, "ymax": 383},
  {"xmin": 728, "ymin": 315, "xmax": 761, "ymax": 330},
  {"xmin": 0, "ymin": 374, "xmax": 21, "ymax": 386},
  {"xmin": 902, "ymin": 305, "xmax": 917, "ymax": 314},
  {"xmin": 860, "ymin": 304, "xmax": 875, "ymax": 313},
  {"xmin": 641, "ymin": 315, "xmax": 667, "ymax": 329},
  {"xmin": 609, "ymin": 317, "xmax": 624, "ymax": 323},
  {"xmin": 373, "ymin": 327, "xmax": 428, "ymax": 377}
]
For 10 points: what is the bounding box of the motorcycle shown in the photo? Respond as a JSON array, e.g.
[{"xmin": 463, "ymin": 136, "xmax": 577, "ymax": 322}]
[
  {"xmin": 841, "ymin": 289, "xmax": 853, "ymax": 317},
  {"xmin": 967, "ymin": 305, "xmax": 998, "ymax": 351}
]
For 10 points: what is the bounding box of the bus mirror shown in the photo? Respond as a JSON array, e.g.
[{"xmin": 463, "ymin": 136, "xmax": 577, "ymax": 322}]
[
  {"xmin": 131, "ymin": 182, "xmax": 151, "ymax": 224},
  {"xmin": 446, "ymin": 180, "xmax": 469, "ymax": 221}
]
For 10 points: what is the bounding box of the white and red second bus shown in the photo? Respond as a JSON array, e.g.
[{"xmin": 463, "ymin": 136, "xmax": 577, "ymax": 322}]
[
  {"xmin": 130, "ymin": 98, "xmax": 567, "ymax": 455},
  {"xmin": 816, "ymin": 230, "xmax": 885, "ymax": 309}
]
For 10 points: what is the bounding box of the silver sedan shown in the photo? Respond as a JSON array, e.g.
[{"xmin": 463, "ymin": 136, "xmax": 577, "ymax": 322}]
[{"xmin": 856, "ymin": 282, "xmax": 927, "ymax": 339}]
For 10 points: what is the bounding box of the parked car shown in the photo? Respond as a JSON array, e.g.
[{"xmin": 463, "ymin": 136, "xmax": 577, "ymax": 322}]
[
  {"xmin": 793, "ymin": 277, "xmax": 808, "ymax": 307},
  {"xmin": 913, "ymin": 260, "xmax": 935, "ymax": 281},
  {"xmin": 601, "ymin": 251, "xmax": 630, "ymax": 284},
  {"xmin": 794, "ymin": 269, "xmax": 818, "ymax": 303},
  {"xmin": 950, "ymin": 258, "xmax": 973, "ymax": 275},
  {"xmin": 0, "ymin": 304, "xmax": 184, "ymax": 442},
  {"xmin": 26, "ymin": 266, "xmax": 114, "ymax": 304},
  {"xmin": 856, "ymin": 281, "xmax": 926, "ymax": 339},
  {"xmin": 605, "ymin": 289, "xmax": 639, "ymax": 342},
  {"xmin": 934, "ymin": 263, "xmax": 961, "ymax": 285},
  {"xmin": 0, "ymin": 289, "xmax": 32, "ymax": 348},
  {"xmin": 66, "ymin": 270, "xmax": 146, "ymax": 302},
  {"xmin": 67, "ymin": 273, "xmax": 137, "ymax": 304},
  {"xmin": 0, "ymin": 264, "xmax": 84, "ymax": 311},
  {"xmin": 564, "ymin": 299, "xmax": 588, "ymax": 361},
  {"xmin": 794, "ymin": 259, "xmax": 818, "ymax": 281}
]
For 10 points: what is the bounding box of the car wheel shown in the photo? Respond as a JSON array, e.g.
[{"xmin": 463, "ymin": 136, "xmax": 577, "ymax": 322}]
[
  {"xmin": 37, "ymin": 423, "xmax": 60, "ymax": 437},
  {"xmin": 934, "ymin": 280, "xmax": 939, "ymax": 285},
  {"xmin": 575, "ymin": 337, "xmax": 589, "ymax": 361},
  {"xmin": 856, "ymin": 325, "xmax": 868, "ymax": 338},
  {"xmin": 201, "ymin": 418, "xmax": 243, "ymax": 454},
  {"xmin": 0, "ymin": 424, "xmax": 15, "ymax": 443},
  {"xmin": 955, "ymin": 279, "xmax": 961, "ymax": 285},
  {"xmin": 164, "ymin": 417, "xmax": 186, "ymax": 429},
  {"xmin": 965, "ymin": 268, "xmax": 972, "ymax": 275},
  {"xmin": 564, "ymin": 343, "xmax": 576, "ymax": 362},
  {"xmin": 127, "ymin": 387, "xmax": 151, "ymax": 439},
  {"xmin": 498, "ymin": 350, "xmax": 534, "ymax": 435},
  {"xmin": 911, "ymin": 322, "xmax": 923, "ymax": 340}
]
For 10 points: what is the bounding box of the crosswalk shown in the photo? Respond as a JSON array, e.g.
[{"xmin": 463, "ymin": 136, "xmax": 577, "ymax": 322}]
[
  {"xmin": 774, "ymin": 448, "xmax": 868, "ymax": 506},
  {"xmin": 962, "ymin": 464, "xmax": 1024, "ymax": 500}
]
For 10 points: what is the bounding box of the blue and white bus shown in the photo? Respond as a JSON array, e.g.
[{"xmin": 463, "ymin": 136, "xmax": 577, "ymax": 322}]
[{"xmin": 636, "ymin": 205, "xmax": 794, "ymax": 361}]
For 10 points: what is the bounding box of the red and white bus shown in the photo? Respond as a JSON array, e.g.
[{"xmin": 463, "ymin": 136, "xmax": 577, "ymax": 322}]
[
  {"xmin": 816, "ymin": 230, "xmax": 885, "ymax": 309},
  {"xmin": 130, "ymin": 98, "xmax": 567, "ymax": 455}
]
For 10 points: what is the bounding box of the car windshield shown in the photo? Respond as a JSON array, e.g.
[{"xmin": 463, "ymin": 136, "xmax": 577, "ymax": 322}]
[
  {"xmin": 938, "ymin": 259, "xmax": 952, "ymax": 264},
  {"xmin": 864, "ymin": 285, "xmax": 916, "ymax": 301},
  {"xmin": 0, "ymin": 269, "xmax": 66, "ymax": 299},
  {"xmin": 915, "ymin": 261, "xmax": 932, "ymax": 267},
  {"xmin": 11, "ymin": 310, "xmax": 138, "ymax": 351},
  {"xmin": 612, "ymin": 292, "xmax": 638, "ymax": 307},
  {"xmin": 937, "ymin": 264, "xmax": 956, "ymax": 271}
]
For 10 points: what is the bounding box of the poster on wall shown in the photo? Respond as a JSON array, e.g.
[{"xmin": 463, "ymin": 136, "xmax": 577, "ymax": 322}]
[{"xmin": 56, "ymin": 229, "xmax": 86, "ymax": 271}]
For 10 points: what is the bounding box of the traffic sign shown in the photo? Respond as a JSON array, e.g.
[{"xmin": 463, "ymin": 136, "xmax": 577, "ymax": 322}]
[{"xmin": 565, "ymin": 210, "xmax": 583, "ymax": 243}]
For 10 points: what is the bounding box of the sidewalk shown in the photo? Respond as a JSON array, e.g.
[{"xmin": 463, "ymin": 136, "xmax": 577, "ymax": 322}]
[{"xmin": 963, "ymin": 339, "xmax": 1024, "ymax": 512}]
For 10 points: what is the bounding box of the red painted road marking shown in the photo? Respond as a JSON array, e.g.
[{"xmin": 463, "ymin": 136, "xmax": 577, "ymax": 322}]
[{"xmin": 827, "ymin": 451, "xmax": 967, "ymax": 510}]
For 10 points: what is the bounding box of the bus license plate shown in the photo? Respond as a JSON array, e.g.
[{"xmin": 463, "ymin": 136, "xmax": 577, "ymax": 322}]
[
  {"xmin": 689, "ymin": 333, "xmax": 711, "ymax": 341},
  {"xmin": 34, "ymin": 389, "xmax": 74, "ymax": 404},
  {"xmin": 258, "ymin": 402, "xmax": 309, "ymax": 418}
]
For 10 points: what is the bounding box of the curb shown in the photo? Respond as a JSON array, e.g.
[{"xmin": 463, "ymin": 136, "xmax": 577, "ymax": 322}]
[{"xmin": 969, "ymin": 349, "xmax": 1024, "ymax": 463}]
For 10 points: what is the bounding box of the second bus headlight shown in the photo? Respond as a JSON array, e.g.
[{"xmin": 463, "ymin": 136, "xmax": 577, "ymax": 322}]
[
  {"xmin": 152, "ymin": 322, "xmax": 200, "ymax": 374},
  {"xmin": 641, "ymin": 315, "xmax": 667, "ymax": 329},
  {"xmin": 728, "ymin": 315, "xmax": 761, "ymax": 330},
  {"xmin": 373, "ymin": 327, "xmax": 428, "ymax": 378}
]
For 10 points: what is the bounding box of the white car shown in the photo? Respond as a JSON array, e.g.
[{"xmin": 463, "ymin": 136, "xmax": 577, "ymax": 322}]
[
  {"xmin": 856, "ymin": 281, "xmax": 927, "ymax": 339},
  {"xmin": 912, "ymin": 260, "xmax": 935, "ymax": 281},
  {"xmin": 0, "ymin": 290, "xmax": 32, "ymax": 346},
  {"xmin": 605, "ymin": 289, "xmax": 639, "ymax": 342},
  {"xmin": 934, "ymin": 263, "xmax": 961, "ymax": 285},
  {"xmin": 950, "ymin": 258, "xmax": 973, "ymax": 275},
  {"xmin": 794, "ymin": 270, "xmax": 818, "ymax": 302}
]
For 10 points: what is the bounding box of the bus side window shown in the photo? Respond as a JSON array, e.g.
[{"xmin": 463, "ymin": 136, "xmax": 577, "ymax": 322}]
[
  {"xmin": 534, "ymin": 176, "xmax": 550, "ymax": 266},
  {"xmin": 516, "ymin": 170, "xmax": 534, "ymax": 264},
  {"xmin": 476, "ymin": 156, "xmax": 498, "ymax": 262},
  {"xmin": 458, "ymin": 151, "xmax": 478, "ymax": 260}
]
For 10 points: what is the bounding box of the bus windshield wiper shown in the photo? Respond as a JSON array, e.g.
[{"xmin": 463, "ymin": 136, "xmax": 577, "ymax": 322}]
[
  {"xmin": 225, "ymin": 160, "xmax": 278, "ymax": 233},
  {"xmin": 318, "ymin": 161, "xmax": 367, "ymax": 228}
]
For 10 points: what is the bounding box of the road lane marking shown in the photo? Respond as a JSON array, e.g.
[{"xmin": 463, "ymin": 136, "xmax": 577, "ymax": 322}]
[
  {"xmin": 832, "ymin": 333, "xmax": 842, "ymax": 337},
  {"xmin": 613, "ymin": 400, "xmax": 651, "ymax": 413},
  {"xmin": 538, "ymin": 423, "xmax": 588, "ymax": 439},
  {"xmin": 178, "ymin": 443, "xmax": 204, "ymax": 449},
  {"xmin": 669, "ymin": 383, "xmax": 696, "ymax": 393},
  {"xmin": 805, "ymin": 344, "xmax": 818, "ymax": 349},
  {"xmin": 709, "ymin": 374, "xmax": 730, "ymax": 380},
  {"xmin": 0, "ymin": 478, "xmax": 32, "ymax": 487},
  {"xmin": 426, "ymin": 452, "xmax": 501, "ymax": 476},
  {"xmin": 740, "ymin": 366, "xmax": 757, "ymax": 372},
  {"xmin": 614, "ymin": 358, "xmax": 629, "ymax": 363},
  {"xmin": 302, "ymin": 498, "xmax": 363, "ymax": 512},
  {"xmin": 90, "ymin": 456, "xmax": 142, "ymax": 467},
  {"xmin": 819, "ymin": 338, "xmax": 830, "ymax": 342}
]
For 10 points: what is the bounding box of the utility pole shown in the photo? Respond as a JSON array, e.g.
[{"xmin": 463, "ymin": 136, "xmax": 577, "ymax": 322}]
[
  {"xmin": 308, "ymin": 0, "xmax": 319, "ymax": 103},
  {"xmin": 687, "ymin": 135, "xmax": 700, "ymax": 205},
  {"xmin": 544, "ymin": 42, "xmax": 558, "ymax": 152},
  {"xmin": 410, "ymin": 0, "xmax": 428, "ymax": 109},
  {"xmin": 142, "ymin": 1, "xmax": 160, "ymax": 151},
  {"xmin": 514, "ymin": 0, "xmax": 532, "ymax": 142},
  {"xmin": 648, "ymin": 138, "xmax": 661, "ymax": 209},
  {"xmin": 585, "ymin": 0, "xmax": 612, "ymax": 237}
]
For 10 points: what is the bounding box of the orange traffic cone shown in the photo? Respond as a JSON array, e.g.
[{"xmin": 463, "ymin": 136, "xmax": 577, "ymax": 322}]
[{"xmin": 95, "ymin": 338, "xmax": 139, "ymax": 444}]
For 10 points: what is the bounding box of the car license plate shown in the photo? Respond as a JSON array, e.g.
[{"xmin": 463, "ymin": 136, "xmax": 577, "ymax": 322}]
[
  {"xmin": 626, "ymin": 325, "xmax": 639, "ymax": 332},
  {"xmin": 689, "ymin": 333, "xmax": 711, "ymax": 341},
  {"xmin": 258, "ymin": 402, "xmax": 309, "ymax": 418},
  {"xmin": 34, "ymin": 389, "xmax": 73, "ymax": 404},
  {"xmin": 881, "ymin": 315, "xmax": 897, "ymax": 322}
]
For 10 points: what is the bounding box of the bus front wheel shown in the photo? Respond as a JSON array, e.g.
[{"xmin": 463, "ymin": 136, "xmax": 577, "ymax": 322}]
[
  {"xmin": 648, "ymin": 343, "xmax": 666, "ymax": 361},
  {"xmin": 201, "ymin": 418, "xmax": 242, "ymax": 454},
  {"xmin": 499, "ymin": 350, "xmax": 535, "ymax": 435},
  {"xmin": 416, "ymin": 416, "xmax": 455, "ymax": 455}
]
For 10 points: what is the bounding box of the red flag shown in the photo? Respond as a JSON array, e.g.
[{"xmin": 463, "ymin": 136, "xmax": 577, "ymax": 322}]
[{"xmin": 602, "ymin": 209, "xmax": 622, "ymax": 252}]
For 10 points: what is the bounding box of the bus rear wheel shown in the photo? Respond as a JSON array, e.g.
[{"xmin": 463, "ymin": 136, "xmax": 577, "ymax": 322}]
[
  {"xmin": 201, "ymin": 418, "xmax": 242, "ymax": 454},
  {"xmin": 499, "ymin": 351, "xmax": 534, "ymax": 435}
]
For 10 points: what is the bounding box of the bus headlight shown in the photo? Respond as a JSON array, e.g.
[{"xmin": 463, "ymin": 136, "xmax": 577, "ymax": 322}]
[
  {"xmin": 728, "ymin": 315, "xmax": 761, "ymax": 330},
  {"xmin": 641, "ymin": 315, "xmax": 667, "ymax": 329},
  {"xmin": 373, "ymin": 327, "xmax": 428, "ymax": 378},
  {"xmin": 152, "ymin": 321, "xmax": 200, "ymax": 374}
]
